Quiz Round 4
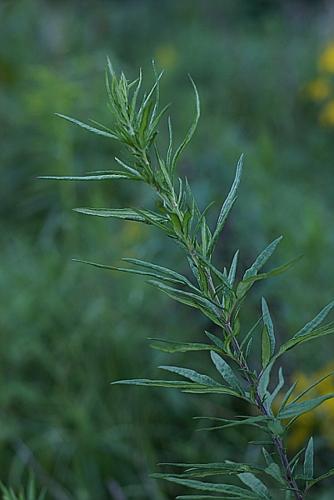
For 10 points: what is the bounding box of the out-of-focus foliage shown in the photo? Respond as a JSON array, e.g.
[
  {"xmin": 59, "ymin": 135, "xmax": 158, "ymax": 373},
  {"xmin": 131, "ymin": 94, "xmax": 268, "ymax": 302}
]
[{"xmin": 1, "ymin": 0, "xmax": 334, "ymax": 499}]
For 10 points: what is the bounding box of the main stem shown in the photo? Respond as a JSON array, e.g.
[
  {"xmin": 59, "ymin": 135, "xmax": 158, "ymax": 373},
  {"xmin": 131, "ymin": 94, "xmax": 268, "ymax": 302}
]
[{"xmin": 230, "ymin": 334, "xmax": 303, "ymax": 500}]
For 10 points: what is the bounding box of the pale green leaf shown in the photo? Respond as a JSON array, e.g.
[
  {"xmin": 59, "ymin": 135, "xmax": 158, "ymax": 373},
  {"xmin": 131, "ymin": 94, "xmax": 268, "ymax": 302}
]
[
  {"xmin": 171, "ymin": 77, "xmax": 200, "ymax": 171},
  {"xmin": 73, "ymin": 207, "xmax": 166, "ymax": 223},
  {"xmin": 294, "ymin": 301, "xmax": 334, "ymax": 338},
  {"xmin": 55, "ymin": 113, "xmax": 118, "ymax": 139},
  {"xmin": 238, "ymin": 472, "xmax": 271, "ymax": 499},
  {"xmin": 209, "ymin": 156, "xmax": 243, "ymax": 254},
  {"xmin": 210, "ymin": 352, "xmax": 241, "ymax": 392},
  {"xmin": 303, "ymin": 437, "xmax": 314, "ymax": 480},
  {"xmin": 278, "ymin": 393, "xmax": 334, "ymax": 419},
  {"xmin": 159, "ymin": 365, "xmax": 219, "ymax": 387}
]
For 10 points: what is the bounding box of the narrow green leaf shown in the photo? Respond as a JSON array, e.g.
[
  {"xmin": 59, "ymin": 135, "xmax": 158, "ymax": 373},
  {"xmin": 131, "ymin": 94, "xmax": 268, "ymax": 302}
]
[
  {"xmin": 306, "ymin": 467, "xmax": 334, "ymax": 490},
  {"xmin": 149, "ymin": 280, "xmax": 222, "ymax": 325},
  {"xmin": 266, "ymin": 367, "xmax": 284, "ymax": 409},
  {"xmin": 38, "ymin": 173, "xmax": 130, "ymax": 181},
  {"xmin": 73, "ymin": 207, "xmax": 166, "ymax": 223},
  {"xmin": 261, "ymin": 327, "xmax": 271, "ymax": 368},
  {"xmin": 258, "ymin": 360, "xmax": 275, "ymax": 403},
  {"xmin": 261, "ymin": 298, "xmax": 275, "ymax": 355},
  {"xmin": 159, "ymin": 365, "xmax": 219, "ymax": 387},
  {"xmin": 155, "ymin": 477, "xmax": 258, "ymax": 498},
  {"xmin": 196, "ymin": 415, "xmax": 270, "ymax": 431},
  {"xmin": 205, "ymin": 332, "xmax": 225, "ymax": 350},
  {"xmin": 290, "ymin": 371, "xmax": 334, "ymax": 406},
  {"xmin": 303, "ymin": 437, "xmax": 314, "ymax": 480},
  {"xmin": 244, "ymin": 236, "xmax": 283, "ymax": 280},
  {"xmin": 172, "ymin": 77, "xmax": 200, "ymax": 172},
  {"xmin": 294, "ymin": 301, "xmax": 334, "ymax": 338},
  {"xmin": 55, "ymin": 113, "xmax": 118, "ymax": 139},
  {"xmin": 278, "ymin": 393, "xmax": 334, "ymax": 419},
  {"xmin": 238, "ymin": 472, "xmax": 271, "ymax": 499},
  {"xmin": 241, "ymin": 256, "xmax": 301, "ymax": 285},
  {"xmin": 228, "ymin": 250, "xmax": 239, "ymax": 286},
  {"xmin": 123, "ymin": 258, "xmax": 197, "ymax": 290},
  {"xmin": 210, "ymin": 352, "xmax": 241, "ymax": 392},
  {"xmin": 278, "ymin": 382, "xmax": 298, "ymax": 413},
  {"xmin": 72, "ymin": 259, "xmax": 186, "ymax": 286},
  {"xmin": 276, "ymin": 322, "xmax": 334, "ymax": 358},
  {"xmin": 209, "ymin": 156, "xmax": 243, "ymax": 254},
  {"xmin": 237, "ymin": 237, "xmax": 283, "ymax": 298},
  {"xmin": 149, "ymin": 339, "xmax": 221, "ymax": 354},
  {"xmin": 111, "ymin": 379, "xmax": 205, "ymax": 389}
]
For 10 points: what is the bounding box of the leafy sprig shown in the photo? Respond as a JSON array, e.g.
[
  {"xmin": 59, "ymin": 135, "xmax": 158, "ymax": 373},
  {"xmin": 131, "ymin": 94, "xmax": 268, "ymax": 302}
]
[{"xmin": 41, "ymin": 62, "xmax": 334, "ymax": 499}]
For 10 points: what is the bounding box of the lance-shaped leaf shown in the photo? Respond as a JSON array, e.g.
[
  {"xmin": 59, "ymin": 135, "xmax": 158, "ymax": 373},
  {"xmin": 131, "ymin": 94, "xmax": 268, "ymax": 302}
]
[
  {"xmin": 238, "ymin": 472, "xmax": 271, "ymax": 499},
  {"xmin": 278, "ymin": 393, "xmax": 334, "ymax": 419},
  {"xmin": 171, "ymin": 77, "xmax": 200, "ymax": 172},
  {"xmin": 72, "ymin": 259, "xmax": 188, "ymax": 286},
  {"xmin": 153, "ymin": 477, "xmax": 258, "ymax": 498},
  {"xmin": 55, "ymin": 113, "xmax": 118, "ymax": 139},
  {"xmin": 303, "ymin": 437, "xmax": 314, "ymax": 480},
  {"xmin": 305, "ymin": 468, "xmax": 334, "ymax": 490},
  {"xmin": 239, "ymin": 256, "xmax": 301, "ymax": 287},
  {"xmin": 73, "ymin": 207, "xmax": 167, "ymax": 224},
  {"xmin": 237, "ymin": 237, "xmax": 283, "ymax": 298},
  {"xmin": 159, "ymin": 366, "xmax": 220, "ymax": 387},
  {"xmin": 266, "ymin": 367, "xmax": 284, "ymax": 410},
  {"xmin": 210, "ymin": 352, "xmax": 242, "ymax": 392},
  {"xmin": 228, "ymin": 250, "xmax": 239, "ymax": 286},
  {"xmin": 294, "ymin": 301, "xmax": 334, "ymax": 338},
  {"xmin": 149, "ymin": 339, "xmax": 222, "ymax": 354},
  {"xmin": 209, "ymin": 156, "xmax": 243, "ymax": 254},
  {"xmin": 289, "ymin": 370, "xmax": 334, "ymax": 407},
  {"xmin": 276, "ymin": 321, "xmax": 334, "ymax": 358},
  {"xmin": 111, "ymin": 379, "xmax": 205, "ymax": 389},
  {"xmin": 195, "ymin": 415, "xmax": 270, "ymax": 432},
  {"xmin": 123, "ymin": 258, "xmax": 198, "ymax": 290},
  {"xmin": 154, "ymin": 462, "xmax": 262, "ymax": 481},
  {"xmin": 261, "ymin": 298, "xmax": 275, "ymax": 367},
  {"xmin": 148, "ymin": 280, "xmax": 223, "ymax": 326},
  {"xmin": 39, "ymin": 173, "xmax": 132, "ymax": 181},
  {"xmin": 258, "ymin": 360, "xmax": 275, "ymax": 404}
]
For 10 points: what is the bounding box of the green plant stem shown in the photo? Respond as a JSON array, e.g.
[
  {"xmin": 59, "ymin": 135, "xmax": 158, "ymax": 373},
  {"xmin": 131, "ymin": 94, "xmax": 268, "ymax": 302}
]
[{"xmin": 229, "ymin": 332, "xmax": 303, "ymax": 500}]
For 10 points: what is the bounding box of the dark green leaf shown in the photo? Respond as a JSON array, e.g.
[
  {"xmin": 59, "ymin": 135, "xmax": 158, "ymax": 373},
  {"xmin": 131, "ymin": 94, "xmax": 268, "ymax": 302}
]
[{"xmin": 154, "ymin": 477, "xmax": 258, "ymax": 498}]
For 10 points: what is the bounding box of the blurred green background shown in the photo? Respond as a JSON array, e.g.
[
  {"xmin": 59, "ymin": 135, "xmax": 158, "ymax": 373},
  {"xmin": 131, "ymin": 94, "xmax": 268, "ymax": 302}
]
[{"xmin": 2, "ymin": 0, "xmax": 334, "ymax": 498}]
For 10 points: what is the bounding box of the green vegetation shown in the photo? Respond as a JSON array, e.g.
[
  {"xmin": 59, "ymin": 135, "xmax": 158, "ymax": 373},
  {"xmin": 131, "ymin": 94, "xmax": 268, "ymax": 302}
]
[
  {"xmin": 42, "ymin": 62, "xmax": 334, "ymax": 499},
  {"xmin": 2, "ymin": 1, "xmax": 334, "ymax": 499}
]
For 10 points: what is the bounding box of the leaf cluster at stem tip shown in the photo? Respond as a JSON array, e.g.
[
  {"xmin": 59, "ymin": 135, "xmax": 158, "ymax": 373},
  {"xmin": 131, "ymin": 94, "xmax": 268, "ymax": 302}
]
[{"xmin": 40, "ymin": 61, "xmax": 334, "ymax": 500}]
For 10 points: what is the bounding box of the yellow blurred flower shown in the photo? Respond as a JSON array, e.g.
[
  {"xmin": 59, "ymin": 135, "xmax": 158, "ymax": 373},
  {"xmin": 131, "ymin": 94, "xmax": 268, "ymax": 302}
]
[
  {"xmin": 306, "ymin": 78, "xmax": 330, "ymax": 101},
  {"xmin": 319, "ymin": 100, "xmax": 334, "ymax": 126},
  {"xmin": 319, "ymin": 42, "xmax": 334, "ymax": 73},
  {"xmin": 155, "ymin": 44, "xmax": 178, "ymax": 70}
]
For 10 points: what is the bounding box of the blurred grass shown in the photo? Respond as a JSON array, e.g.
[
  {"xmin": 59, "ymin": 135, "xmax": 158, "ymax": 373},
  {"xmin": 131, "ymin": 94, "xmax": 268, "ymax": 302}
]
[{"xmin": 1, "ymin": 0, "xmax": 334, "ymax": 498}]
